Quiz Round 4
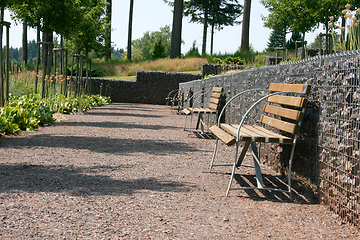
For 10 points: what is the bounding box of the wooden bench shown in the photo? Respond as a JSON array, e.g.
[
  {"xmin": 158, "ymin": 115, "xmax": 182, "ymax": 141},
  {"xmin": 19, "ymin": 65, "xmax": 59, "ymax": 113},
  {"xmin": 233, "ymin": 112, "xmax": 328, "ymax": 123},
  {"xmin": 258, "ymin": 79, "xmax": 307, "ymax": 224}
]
[
  {"xmin": 208, "ymin": 83, "xmax": 311, "ymax": 198},
  {"xmin": 165, "ymin": 88, "xmax": 182, "ymax": 110},
  {"xmin": 182, "ymin": 87, "xmax": 223, "ymax": 134},
  {"xmin": 166, "ymin": 89, "xmax": 179, "ymax": 106}
]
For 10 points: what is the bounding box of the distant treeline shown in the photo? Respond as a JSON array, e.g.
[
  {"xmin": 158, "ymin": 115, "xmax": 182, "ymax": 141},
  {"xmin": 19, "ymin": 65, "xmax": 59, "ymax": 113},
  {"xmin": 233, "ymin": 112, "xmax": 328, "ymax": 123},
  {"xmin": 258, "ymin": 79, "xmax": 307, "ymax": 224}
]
[
  {"xmin": 3, "ymin": 40, "xmax": 125, "ymax": 65},
  {"xmin": 3, "ymin": 40, "xmax": 37, "ymax": 65}
]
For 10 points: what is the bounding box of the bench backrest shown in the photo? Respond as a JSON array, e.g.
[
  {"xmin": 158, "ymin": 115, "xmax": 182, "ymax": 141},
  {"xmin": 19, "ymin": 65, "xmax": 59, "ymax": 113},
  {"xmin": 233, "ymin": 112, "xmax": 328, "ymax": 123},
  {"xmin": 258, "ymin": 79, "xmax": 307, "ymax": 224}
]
[
  {"xmin": 208, "ymin": 87, "xmax": 223, "ymax": 110},
  {"xmin": 184, "ymin": 87, "xmax": 192, "ymax": 102},
  {"xmin": 260, "ymin": 83, "xmax": 311, "ymax": 135}
]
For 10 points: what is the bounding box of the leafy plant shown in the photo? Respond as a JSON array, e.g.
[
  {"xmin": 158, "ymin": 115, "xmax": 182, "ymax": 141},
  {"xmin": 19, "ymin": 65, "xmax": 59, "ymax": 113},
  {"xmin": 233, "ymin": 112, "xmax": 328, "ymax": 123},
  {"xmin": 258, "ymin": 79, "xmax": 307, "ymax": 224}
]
[{"xmin": 0, "ymin": 94, "xmax": 111, "ymax": 136}]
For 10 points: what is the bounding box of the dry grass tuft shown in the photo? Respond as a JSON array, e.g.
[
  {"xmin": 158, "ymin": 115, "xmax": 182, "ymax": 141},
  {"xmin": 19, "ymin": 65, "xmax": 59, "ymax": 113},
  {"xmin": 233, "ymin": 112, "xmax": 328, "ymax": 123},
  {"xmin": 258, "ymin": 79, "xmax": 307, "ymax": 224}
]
[{"xmin": 113, "ymin": 58, "xmax": 206, "ymax": 77}]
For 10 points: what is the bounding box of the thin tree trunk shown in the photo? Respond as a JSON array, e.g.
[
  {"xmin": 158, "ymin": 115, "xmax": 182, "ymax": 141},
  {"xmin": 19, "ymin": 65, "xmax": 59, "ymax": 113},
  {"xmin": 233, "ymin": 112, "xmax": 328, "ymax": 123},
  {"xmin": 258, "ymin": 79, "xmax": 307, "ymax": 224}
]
[
  {"xmin": 22, "ymin": 22, "xmax": 28, "ymax": 64},
  {"xmin": 5, "ymin": 22, "xmax": 9, "ymax": 104},
  {"xmin": 210, "ymin": 17, "xmax": 215, "ymax": 55},
  {"xmin": 35, "ymin": 27, "xmax": 41, "ymax": 94},
  {"xmin": 240, "ymin": 0, "xmax": 251, "ymax": 52},
  {"xmin": 104, "ymin": 0, "xmax": 112, "ymax": 62},
  {"xmin": 170, "ymin": 0, "xmax": 183, "ymax": 58},
  {"xmin": 282, "ymin": 29, "xmax": 286, "ymax": 61},
  {"xmin": 341, "ymin": 16, "xmax": 345, "ymax": 44},
  {"xmin": 202, "ymin": 0, "xmax": 209, "ymax": 55},
  {"xmin": 0, "ymin": 7, "xmax": 4, "ymax": 106},
  {"xmin": 127, "ymin": 0, "xmax": 134, "ymax": 60}
]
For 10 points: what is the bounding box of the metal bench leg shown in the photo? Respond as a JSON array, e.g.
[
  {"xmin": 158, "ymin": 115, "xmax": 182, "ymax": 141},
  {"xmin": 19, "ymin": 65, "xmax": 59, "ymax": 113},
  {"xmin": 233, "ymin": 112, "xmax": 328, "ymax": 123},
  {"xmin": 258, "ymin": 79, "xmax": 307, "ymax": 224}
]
[
  {"xmin": 226, "ymin": 141, "xmax": 250, "ymax": 196},
  {"xmin": 250, "ymin": 141, "xmax": 264, "ymax": 189},
  {"xmin": 209, "ymin": 138, "xmax": 219, "ymax": 172},
  {"xmin": 183, "ymin": 115, "xmax": 188, "ymax": 131},
  {"xmin": 187, "ymin": 113, "xmax": 194, "ymax": 135},
  {"xmin": 287, "ymin": 141, "xmax": 297, "ymax": 200},
  {"xmin": 200, "ymin": 114, "xmax": 204, "ymax": 134}
]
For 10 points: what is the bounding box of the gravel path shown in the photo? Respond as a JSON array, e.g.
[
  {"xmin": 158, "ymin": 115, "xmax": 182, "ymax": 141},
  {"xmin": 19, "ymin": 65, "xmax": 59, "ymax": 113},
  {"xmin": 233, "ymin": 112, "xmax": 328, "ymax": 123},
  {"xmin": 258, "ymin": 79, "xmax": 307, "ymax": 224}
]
[{"xmin": 0, "ymin": 103, "xmax": 358, "ymax": 239}]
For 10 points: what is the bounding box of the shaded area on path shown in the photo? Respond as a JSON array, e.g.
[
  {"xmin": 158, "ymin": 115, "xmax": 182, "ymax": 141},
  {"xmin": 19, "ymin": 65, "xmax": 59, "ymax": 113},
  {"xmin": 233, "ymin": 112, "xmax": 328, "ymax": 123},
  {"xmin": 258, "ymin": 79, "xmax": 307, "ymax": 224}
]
[
  {"xmin": 1, "ymin": 134, "xmax": 201, "ymax": 155},
  {"xmin": 56, "ymin": 121, "xmax": 182, "ymax": 130},
  {"xmin": 0, "ymin": 163, "xmax": 194, "ymax": 196}
]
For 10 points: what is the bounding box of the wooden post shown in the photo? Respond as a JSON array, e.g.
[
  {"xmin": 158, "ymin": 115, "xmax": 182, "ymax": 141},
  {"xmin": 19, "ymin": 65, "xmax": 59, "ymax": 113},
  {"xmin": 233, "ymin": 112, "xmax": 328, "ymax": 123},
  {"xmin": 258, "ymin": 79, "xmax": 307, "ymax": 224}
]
[
  {"xmin": 35, "ymin": 43, "xmax": 40, "ymax": 94},
  {"xmin": 5, "ymin": 22, "xmax": 9, "ymax": 105},
  {"xmin": 71, "ymin": 55, "xmax": 74, "ymax": 96},
  {"xmin": 54, "ymin": 47, "xmax": 68, "ymax": 96},
  {"xmin": 275, "ymin": 47, "xmax": 286, "ymax": 64},
  {"xmin": 53, "ymin": 48, "xmax": 57, "ymax": 95},
  {"xmin": 319, "ymin": 33, "xmax": 332, "ymax": 55},
  {"xmin": 0, "ymin": 20, "xmax": 11, "ymax": 106},
  {"xmin": 0, "ymin": 18, "xmax": 3, "ymax": 107},
  {"xmin": 64, "ymin": 49, "xmax": 68, "ymax": 97},
  {"xmin": 295, "ymin": 41, "xmax": 307, "ymax": 59}
]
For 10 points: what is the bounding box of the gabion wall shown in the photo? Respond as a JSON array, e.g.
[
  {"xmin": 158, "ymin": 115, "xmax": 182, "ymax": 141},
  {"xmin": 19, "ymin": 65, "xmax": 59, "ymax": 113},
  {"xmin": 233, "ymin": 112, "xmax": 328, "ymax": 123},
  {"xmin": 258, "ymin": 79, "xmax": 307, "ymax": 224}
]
[
  {"xmin": 201, "ymin": 63, "xmax": 243, "ymax": 77},
  {"xmin": 91, "ymin": 71, "xmax": 202, "ymax": 104},
  {"xmin": 180, "ymin": 51, "xmax": 360, "ymax": 227}
]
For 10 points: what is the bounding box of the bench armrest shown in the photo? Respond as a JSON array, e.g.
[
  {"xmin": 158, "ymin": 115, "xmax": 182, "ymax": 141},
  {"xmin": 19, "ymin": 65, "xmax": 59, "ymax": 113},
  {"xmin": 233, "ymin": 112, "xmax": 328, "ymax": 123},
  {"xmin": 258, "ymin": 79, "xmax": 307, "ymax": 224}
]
[
  {"xmin": 165, "ymin": 89, "xmax": 180, "ymax": 105},
  {"xmin": 217, "ymin": 88, "xmax": 268, "ymax": 127},
  {"xmin": 185, "ymin": 89, "xmax": 213, "ymax": 112}
]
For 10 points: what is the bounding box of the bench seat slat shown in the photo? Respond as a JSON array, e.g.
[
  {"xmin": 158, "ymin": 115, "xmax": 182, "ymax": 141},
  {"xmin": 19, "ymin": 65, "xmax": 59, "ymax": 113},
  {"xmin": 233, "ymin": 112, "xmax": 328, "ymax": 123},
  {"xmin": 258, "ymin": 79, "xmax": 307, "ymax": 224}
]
[
  {"xmin": 209, "ymin": 125, "xmax": 236, "ymax": 146},
  {"xmin": 241, "ymin": 125, "xmax": 279, "ymax": 142},
  {"xmin": 251, "ymin": 126, "xmax": 293, "ymax": 143},
  {"xmin": 217, "ymin": 124, "xmax": 293, "ymax": 144},
  {"xmin": 220, "ymin": 124, "xmax": 253, "ymax": 141},
  {"xmin": 231, "ymin": 124, "xmax": 266, "ymax": 142},
  {"xmin": 192, "ymin": 107, "xmax": 217, "ymax": 114},
  {"xmin": 181, "ymin": 108, "xmax": 191, "ymax": 115},
  {"xmin": 220, "ymin": 124, "xmax": 259, "ymax": 142}
]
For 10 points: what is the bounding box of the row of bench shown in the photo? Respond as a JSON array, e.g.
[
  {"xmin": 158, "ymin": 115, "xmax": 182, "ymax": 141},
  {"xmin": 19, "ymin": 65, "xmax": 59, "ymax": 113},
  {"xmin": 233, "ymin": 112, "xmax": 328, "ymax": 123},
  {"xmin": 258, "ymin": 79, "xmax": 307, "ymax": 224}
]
[{"xmin": 167, "ymin": 83, "xmax": 311, "ymax": 199}]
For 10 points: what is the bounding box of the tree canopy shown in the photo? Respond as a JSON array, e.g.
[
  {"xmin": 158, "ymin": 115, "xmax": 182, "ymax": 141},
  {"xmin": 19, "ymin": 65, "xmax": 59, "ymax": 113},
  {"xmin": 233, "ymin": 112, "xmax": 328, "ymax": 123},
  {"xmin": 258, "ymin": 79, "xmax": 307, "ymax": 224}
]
[
  {"xmin": 184, "ymin": 0, "xmax": 242, "ymax": 55},
  {"xmin": 261, "ymin": 0, "xmax": 358, "ymax": 49},
  {"xmin": 130, "ymin": 25, "xmax": 172, "ymax": 61},
  {"xmin": 10, "ymin": 0, "xmax": 108, "ymax": 54}
]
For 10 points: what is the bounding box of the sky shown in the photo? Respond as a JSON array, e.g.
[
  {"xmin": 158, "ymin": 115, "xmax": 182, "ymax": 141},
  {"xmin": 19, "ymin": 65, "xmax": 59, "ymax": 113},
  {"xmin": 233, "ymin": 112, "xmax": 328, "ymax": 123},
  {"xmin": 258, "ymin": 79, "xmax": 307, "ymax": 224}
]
[{"xmin": 3, "ymin": 0, "xmax": 325, "ymax": 54}]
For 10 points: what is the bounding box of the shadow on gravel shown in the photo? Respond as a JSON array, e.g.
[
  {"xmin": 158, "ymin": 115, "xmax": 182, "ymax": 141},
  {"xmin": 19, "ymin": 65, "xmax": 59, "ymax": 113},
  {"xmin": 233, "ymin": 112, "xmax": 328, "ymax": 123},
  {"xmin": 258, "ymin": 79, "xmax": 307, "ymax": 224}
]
[
  {"xmin": 229, "ymin": 174, "xmax": 318, "ymax": 204},
  {"xmin": 1, "ymin": 134, "xmax": 201, "ymax": 155},
  {"xmin": 0, "ymin": 164, "xmax": 194, "ymax": 196},
  {"xmin": 56, "ymin": 121, "xmax": 182, "ymax": 130},
  {"xmin": 93, "ymin": 106, "xmax": 154, "ymax": 112},
  {"xmin": 84, "ymin": 111, "xmax": 164, "ymax": 119}
]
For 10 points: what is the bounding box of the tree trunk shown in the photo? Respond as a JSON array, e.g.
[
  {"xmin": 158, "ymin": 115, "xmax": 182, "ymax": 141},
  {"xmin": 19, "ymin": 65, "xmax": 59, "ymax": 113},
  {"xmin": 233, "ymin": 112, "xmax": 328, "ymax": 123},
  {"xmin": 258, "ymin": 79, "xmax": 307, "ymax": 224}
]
[
  {"xmin": 41, "ymin": 27, "xmax": 53, "ymax": 98},
  {"xmin": 104, "ymin": 0, "xmax": 112, "ymax": 62},
  {"xmin": 202, "ymin": 0, "xmax": 209, "ymax": 55},
  {"xmin": 282, "ymin": 29, "xmax": 286, "ymax": 61},
  {"xmin": 210, "ymin": 17, "xmax": 215, "ymax": 55},
  {"xmin": 35, "ymin": 27, "xmax": 41, "ymax": 94},
  {"xmin": 127, "ymin": 0, "xmax": 134, "ymax": 60},
  {"xmin": 170, "ymin": 0, "xmax": 183, "ymax": 58},
  {"xmin": 240, "ymin": 0, "xmax": 251, "ymax": 52},
  {"xmin": 341, "ymin": 16, "xmax": 345, "ymax": 44},
  {"xmin": 0, "ymin": 7, "xmax": 4, "ymax": 106},
  {"xmin": 22, "ymin": 22, "xmax": 28, "ymax": 64}
]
